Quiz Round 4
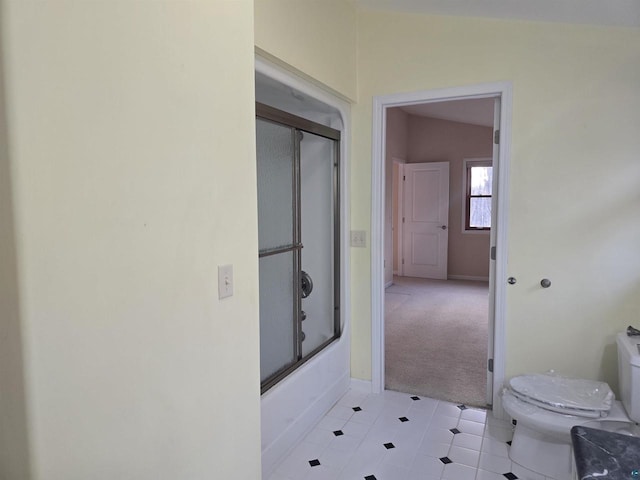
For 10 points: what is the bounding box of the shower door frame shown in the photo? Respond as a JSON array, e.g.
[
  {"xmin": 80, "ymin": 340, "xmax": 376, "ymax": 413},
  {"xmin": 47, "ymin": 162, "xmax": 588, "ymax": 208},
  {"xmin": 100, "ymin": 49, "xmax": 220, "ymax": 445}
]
[{"xmin": 256, "ymin": 102, "xmax": 341, "ymax": 394}]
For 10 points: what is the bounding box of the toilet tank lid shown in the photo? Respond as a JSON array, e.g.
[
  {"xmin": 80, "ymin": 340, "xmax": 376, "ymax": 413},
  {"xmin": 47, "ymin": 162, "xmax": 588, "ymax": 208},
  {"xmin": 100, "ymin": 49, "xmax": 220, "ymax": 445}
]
[{"xmin": 617, "ymin": 333, "xmax": 640, "ymax": 367}]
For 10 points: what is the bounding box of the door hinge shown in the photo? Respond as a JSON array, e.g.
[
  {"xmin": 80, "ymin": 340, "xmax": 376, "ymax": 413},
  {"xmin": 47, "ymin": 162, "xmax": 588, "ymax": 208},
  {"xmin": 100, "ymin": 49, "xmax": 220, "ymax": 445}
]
[
  {"xmin": 490, "ymin": 246, "xmax": 496, "ymax": 260},
  {"xmin": 488, "ymin": 358, "xmax": 494, "ymax": 373},
  {"xmin": 494, "ymin": 130, "xmax": 500, "ymax": 145},
  {"xmin": 403, "ymin": 175, "xmax": 405, "ymax": 181},
  {"xmin": 402, "ymin": 259, "xmax": 405, "ymax": 265},
  {"xmin": 402, "ymin": 217, "xmax": 405, "ymax": 224}
]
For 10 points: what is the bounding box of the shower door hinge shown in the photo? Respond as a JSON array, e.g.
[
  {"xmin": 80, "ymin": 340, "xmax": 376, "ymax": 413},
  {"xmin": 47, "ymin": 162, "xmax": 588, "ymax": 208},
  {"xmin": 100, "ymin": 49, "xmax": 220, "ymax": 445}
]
[
  {"xmin": 488, "ymin": 358, "xmax": 494, "ymax": 373},
  {"xmin": 494, "ymin": 130, "xmax": 500, "ymax": 145},
  {"xmin": 490, "ymin": 246, "xmax": 496, "ymax": 260}
]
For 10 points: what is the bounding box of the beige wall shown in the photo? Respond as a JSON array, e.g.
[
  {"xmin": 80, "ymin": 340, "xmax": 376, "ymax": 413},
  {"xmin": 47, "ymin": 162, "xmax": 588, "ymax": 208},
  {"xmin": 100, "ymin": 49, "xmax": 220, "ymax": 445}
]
[
  {"xmin": 1, "ymin": 2, "xmax": 261, "ymax": 479},
  {"xmin": 254, "ymin": 0, "xmax": 357, "ymax": 101},
  {"xmin": 0, "ymin": 19, "xmax": 30, "ymax": 475},
  {"xmin": 352, "ymin": 9, "xmax": 640, "ymax": 390},
  {"xmin": 407, "ymin": 115, "xmax": 493, "ymax": 279}
]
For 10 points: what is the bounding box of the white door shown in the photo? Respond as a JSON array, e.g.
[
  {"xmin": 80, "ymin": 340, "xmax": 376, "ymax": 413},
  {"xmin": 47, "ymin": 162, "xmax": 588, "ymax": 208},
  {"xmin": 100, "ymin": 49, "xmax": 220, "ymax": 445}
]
[
  {"xmin": 486, "ymin": 97, "xmax": 501, "ymax": 405},
  {"xmin": 402, "ymin": 162, "xmax": 449, "ymax": 279}
]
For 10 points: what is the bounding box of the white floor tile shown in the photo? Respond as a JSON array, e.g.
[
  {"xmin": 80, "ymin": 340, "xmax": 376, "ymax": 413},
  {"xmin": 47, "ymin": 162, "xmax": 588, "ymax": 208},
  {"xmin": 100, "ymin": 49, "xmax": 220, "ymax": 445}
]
[
  {"xmin": 448, "ymin": 445, "xmax": 480, "ymax": 468},
  {"xmin": 442, "ymin": 462, "xmax": 477, "ymax": 480},
  {"xmin": 435, "ymin": 402, "xmax": 464, "ymax": 418},
  {"xmin": 374, "ymin": 460, "xmax": 413, "ymax": 480},
  {"xmin": 317, "ymin": 414, "xmax": 349, "ymax": 432},
  {"xmin": 268, "ymin": 389, "xmax": 536, "ymax": 480},
  {"xmin": 341, "ymin": 419, "xmax": 372, "ymax": 439},
  {"xmin": 478, "ymin": 451, "xmax": 513, "ymax": 474},
  {"xmin": 460, "ymin": 408, "xmax": 487, "ymax": 423},
  {"xmin": 410, "ymin": 453, "xmax": 446, "ymax": 477},
  {"xmin": 305, "ymin": 427, "xmax": 337, "ymax": 449},
  {"xmin": 458, "ymin": 419, "xmax": 486, "ymax": 437},
  {"xmin": 476, "ymin": 468, "xmax": 509, "ymax": 480},
  {"xmin": 511, "ymin": 462, "xmax": 547, "ymax": 480},
  {"xmin": 430, "ymin": 414, "xmax": 460, "ymax": 429},
  {"xmin": 423, "ymin": 426, "xmax": 455, "ymax": 444},
  {"xmin": 452, "ymin": 432, "xmax": 483, "ymax": 451},
  {"xmin": 480, "ymin": 436, "xmax": 510, "ymax": 458},
  {"xmin": 304, "ymin": 465, "xmax": 343, "ymax": 480},
  {"xmin": 327, "ymin": 404, "xmax": 357, "ymax": 421}
]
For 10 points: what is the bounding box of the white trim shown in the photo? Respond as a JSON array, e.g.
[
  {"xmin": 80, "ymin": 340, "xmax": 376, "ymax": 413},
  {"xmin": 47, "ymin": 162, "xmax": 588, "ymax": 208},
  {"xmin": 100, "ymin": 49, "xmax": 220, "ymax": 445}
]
[
  {"xmin": 350, "ymin": 378, "xmax": 373, "ymax": 393},
  {"xmin": 371, "ymin": 82, "xmax": 511, "ymax": 416},
  {"xmin": 448, "ymin": 275, "xmax": 490, "ymax": 282}
]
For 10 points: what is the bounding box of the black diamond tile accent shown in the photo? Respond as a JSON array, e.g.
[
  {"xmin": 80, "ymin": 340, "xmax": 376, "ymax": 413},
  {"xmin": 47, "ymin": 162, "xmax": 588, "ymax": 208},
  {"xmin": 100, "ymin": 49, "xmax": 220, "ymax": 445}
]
[
  {"xmin": 309, "ymin": 459, "xmax": 320, "ymax": 467},
  {"xmin": 333, "ymin": 430, "xmax": 344, "ymax": 436},
  {"xmin": 384, "ymin": 442, "xmax": 395, "ymax": 449},
  {"xmin": 457, "ymin": 404, "xmax": 467, "ymax": 410},
  {"xmin": 506, "ymin": 440, "xmax": 512, "ymax": 446},
  {"xmin": 440, "ymin": 457, "xmax": 452, "ymax": 464},
  {"xmin": 353, "ymin": 406, "xmax": 362, "ymax": 412},
  {"xmin": 503, "ymin": 473, "xmax": 518, "ymax": 480},
  {"xmin": 411, "ymin": 395, "xmax": 420, "ymax": 401},
  {"xmin": 449, "ymin": 428, "xmax": 461, "ymax": 434},
  {"xmin": 398, "ymin": 416, "xmax": 409, "ymax": 422},
  {"xmin": 364, "ymin": 476, "xmax": 377, "ymax": 480}
]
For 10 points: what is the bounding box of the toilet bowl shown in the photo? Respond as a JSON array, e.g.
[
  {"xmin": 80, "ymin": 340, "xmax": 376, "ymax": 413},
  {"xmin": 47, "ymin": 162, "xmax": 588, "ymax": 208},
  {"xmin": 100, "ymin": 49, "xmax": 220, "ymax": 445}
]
[
  {"xmin": 501, "ymin": 333, "xmax": 640, "ymax": 480},
  {"xmin": 502, "ymin": 378, "xmax": 630, "ymax": 480}
]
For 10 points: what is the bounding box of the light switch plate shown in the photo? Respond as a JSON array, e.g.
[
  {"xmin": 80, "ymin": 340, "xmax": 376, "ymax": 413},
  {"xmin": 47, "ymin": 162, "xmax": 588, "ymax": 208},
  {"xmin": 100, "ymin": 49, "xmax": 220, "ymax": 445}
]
[
  {"xmin": 218, "ymin": 264, "xmax": 233, "ymax": 299},
  {"xmin": 350, "ymin": 230, "xmax": 366, "ymax": 247}
]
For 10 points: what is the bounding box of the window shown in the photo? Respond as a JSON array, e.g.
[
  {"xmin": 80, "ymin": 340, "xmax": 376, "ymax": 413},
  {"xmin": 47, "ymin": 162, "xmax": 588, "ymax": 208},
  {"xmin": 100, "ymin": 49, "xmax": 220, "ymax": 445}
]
[{"xmin": 464, "ymin": 159, "xmax": 492, "ymax": 231}]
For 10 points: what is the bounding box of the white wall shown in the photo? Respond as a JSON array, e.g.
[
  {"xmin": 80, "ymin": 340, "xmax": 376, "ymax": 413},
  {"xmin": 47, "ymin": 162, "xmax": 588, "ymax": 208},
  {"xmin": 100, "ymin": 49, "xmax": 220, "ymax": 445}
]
[
  {"xmin": 1, "ymin": 2, "xmax": 261, "ymax": 478},
  {"xmin": 351, "ymin": 8, "xmax": 640, "ymax": 391}
]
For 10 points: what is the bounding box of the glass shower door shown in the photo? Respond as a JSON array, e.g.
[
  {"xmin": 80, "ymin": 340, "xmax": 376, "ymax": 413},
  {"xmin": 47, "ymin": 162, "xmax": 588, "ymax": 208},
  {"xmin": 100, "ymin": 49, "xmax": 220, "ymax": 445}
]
[
  {"xmin": 256, "ymin": 118, "xmax": 298, "ymax": 383},
  {"xmin": 256, "ymin": 104, "xmax": 341, "ymax": 392}
]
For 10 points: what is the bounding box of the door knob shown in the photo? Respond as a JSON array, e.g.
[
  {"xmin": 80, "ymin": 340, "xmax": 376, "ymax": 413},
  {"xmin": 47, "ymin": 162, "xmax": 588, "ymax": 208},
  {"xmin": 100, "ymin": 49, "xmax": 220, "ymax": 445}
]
[{"xmin": 440, "ymin": 225, "xmax": 447, "ymax": 230}]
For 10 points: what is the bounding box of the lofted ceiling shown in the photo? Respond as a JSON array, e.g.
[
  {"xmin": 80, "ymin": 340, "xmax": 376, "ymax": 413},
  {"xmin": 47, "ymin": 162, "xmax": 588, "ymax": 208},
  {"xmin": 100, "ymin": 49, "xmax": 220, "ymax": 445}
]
[
  {"xmin": 400, "ymin": 98, "xmax": 495, "ymax": 127},
  {"xmin": 355, "ymin": 0, "xmax": 640, "ymax": 28}
]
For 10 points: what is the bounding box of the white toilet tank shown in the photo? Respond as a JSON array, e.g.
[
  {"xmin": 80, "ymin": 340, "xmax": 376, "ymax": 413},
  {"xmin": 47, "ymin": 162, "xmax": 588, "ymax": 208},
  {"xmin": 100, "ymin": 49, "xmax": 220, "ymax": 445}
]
[{"xmin": 616, "ymin": 332, "xmax": 640, "ymax": 423}]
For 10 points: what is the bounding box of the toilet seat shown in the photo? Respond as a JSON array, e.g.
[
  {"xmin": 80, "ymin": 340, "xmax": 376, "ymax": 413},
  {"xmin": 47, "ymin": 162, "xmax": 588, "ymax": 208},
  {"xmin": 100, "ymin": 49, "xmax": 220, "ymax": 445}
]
[
  {"xmin": 507, "ymin": 373, "xmax": 614, "ymax": 418},
  {"xmin": 502, "ymin": 389, "xmax": 628, "ymax": 438}
]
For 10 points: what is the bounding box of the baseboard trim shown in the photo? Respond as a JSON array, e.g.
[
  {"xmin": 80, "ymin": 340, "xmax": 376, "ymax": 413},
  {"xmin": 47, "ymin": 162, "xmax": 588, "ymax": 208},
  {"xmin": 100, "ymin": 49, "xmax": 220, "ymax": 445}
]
[
  {"xmin": 384, "ymin": 280, "xmax": 393, "ymax": 288},
  {"xmin": 350, "ymin": 378, "xmax": 373, "ymax": 393},
  {"xmin": 448, "ymin": 275, "xmax": 489, "ymax": 282}
]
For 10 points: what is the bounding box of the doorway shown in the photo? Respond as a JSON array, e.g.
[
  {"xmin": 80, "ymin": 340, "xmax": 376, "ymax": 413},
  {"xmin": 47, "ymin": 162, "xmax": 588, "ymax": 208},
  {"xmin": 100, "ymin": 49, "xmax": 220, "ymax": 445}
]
[{"xmin": 371, "ymin": 82, "xmax": 512, "ymax": 414}]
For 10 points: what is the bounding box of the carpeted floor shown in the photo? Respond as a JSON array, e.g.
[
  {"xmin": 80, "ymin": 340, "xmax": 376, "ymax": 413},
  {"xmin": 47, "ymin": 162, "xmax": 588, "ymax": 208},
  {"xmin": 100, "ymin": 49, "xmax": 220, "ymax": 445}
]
[{"xmin": 385, "ymin": 276, "xmax": 489, "ymax": 407}]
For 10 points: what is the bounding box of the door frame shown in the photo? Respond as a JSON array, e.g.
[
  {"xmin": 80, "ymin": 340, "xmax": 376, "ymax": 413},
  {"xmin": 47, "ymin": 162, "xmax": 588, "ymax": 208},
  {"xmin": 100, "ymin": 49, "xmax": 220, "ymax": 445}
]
[
  {"xmin": 392, "ymin": 159, "xmax": 405, "ymax": 277},
  {"xmin": 370, "ymin": 82, "xmax": 512, "ymax": 414}
]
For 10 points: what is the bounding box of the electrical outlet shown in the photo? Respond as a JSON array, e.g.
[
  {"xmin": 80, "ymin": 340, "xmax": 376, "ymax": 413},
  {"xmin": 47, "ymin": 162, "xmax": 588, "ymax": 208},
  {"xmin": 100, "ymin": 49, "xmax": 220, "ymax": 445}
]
[
  {"xmin": 350, "ymin": 230, "xmax": 366, "ymax": 247},
  {"xmin": 218, "ymin": 264, "xmax": 233, "ymax": 299}
]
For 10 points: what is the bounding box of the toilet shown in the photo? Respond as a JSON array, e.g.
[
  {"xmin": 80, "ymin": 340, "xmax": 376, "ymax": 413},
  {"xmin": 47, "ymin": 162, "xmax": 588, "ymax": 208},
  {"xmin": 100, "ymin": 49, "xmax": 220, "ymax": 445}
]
[{"xmin": 501, "ymin": 332, "xmax": 640, "ymax": 480}]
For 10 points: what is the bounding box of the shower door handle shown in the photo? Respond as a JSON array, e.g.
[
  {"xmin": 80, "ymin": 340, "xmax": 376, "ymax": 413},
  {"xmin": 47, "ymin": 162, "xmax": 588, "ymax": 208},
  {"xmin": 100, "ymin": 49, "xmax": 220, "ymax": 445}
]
[{"xmin": 300, "ymin": 270, "xmax": 313, "ymax": 298}]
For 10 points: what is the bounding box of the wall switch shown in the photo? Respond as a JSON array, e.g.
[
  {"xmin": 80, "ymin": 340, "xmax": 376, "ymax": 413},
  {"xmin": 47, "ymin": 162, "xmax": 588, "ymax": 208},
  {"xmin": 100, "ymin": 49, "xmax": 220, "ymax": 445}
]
[
  {"xmin": 218, "ymin": 264, "xmax": 233, "ymax": 299},
  {"xmin": 350, "ymin": 230, "xmax": 366, "ymax": 247}
]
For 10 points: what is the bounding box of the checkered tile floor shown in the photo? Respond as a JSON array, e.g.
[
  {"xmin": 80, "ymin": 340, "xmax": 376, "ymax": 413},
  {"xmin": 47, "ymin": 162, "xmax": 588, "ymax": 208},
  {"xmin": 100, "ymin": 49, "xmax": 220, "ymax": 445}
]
[{"xmin": 268, "ymin": 389, "xmax": 561, "ymax": 480}]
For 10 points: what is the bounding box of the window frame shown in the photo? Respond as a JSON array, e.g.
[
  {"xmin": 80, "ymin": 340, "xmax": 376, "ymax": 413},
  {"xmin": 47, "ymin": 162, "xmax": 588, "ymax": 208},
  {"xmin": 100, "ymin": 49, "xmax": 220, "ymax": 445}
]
[{"xmin": 462, "ymin": 158, "xmax": 493, "ymax": 234}]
